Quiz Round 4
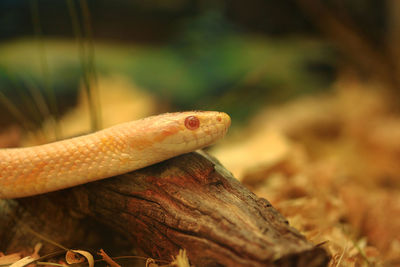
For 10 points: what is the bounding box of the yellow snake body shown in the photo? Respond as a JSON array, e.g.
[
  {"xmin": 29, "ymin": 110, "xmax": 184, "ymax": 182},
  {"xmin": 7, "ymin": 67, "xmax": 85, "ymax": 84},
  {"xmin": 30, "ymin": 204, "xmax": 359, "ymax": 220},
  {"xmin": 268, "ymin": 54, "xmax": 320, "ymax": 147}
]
[{"xmin": 0, "ymin": 111, "xmax": 230, "ymax": 199}]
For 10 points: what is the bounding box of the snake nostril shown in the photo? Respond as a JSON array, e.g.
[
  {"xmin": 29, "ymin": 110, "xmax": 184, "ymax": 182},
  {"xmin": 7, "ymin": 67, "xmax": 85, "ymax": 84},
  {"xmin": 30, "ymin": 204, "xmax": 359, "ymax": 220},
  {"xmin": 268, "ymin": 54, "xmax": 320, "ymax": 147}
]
[{"xmin": 217, "ymin": 116, "xmax": 222, "ymax": 122}]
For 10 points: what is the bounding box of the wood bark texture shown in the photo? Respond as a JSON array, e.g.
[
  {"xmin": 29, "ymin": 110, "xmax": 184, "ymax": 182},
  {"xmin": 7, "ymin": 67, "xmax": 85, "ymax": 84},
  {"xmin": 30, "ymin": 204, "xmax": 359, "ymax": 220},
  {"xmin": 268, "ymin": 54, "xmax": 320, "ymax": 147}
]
[{"xmin": 0, "ymin": 151, "xmax": 329, "ymax": 266}]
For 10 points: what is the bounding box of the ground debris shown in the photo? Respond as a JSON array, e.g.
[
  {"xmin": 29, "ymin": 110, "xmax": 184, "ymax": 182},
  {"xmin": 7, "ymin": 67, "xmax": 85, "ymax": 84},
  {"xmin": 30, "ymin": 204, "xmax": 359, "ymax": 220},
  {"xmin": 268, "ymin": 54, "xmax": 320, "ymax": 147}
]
[{"xmin": 213, "ymin": 77, "xmax": 400, "ymax": 266}]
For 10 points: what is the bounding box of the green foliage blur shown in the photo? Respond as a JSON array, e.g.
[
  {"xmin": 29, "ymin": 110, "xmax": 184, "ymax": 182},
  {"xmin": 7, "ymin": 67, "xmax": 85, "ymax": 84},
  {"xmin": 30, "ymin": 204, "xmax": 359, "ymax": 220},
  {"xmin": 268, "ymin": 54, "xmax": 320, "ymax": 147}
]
[{"xmin": 0, "ymin": 3, "xmax": 337, "ymax": 126}]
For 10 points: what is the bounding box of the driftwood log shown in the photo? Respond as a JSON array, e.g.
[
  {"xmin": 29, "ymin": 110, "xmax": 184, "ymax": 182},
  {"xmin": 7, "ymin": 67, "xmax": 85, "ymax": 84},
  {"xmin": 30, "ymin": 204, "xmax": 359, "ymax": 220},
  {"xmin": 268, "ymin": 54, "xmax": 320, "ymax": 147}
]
[{"xmin": 0, "ymin": 151, "xmax": 329, "ymax": 266}]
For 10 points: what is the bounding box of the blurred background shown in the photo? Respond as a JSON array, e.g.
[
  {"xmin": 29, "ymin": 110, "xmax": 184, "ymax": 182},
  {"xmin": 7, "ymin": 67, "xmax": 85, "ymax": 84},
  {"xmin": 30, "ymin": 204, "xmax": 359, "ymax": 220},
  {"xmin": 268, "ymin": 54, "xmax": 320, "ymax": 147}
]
[
  {"xmin": 0, "ymin": 0, "xmax": 399, "ymax": 266},
  {"xmin": 0, "ymin": 0, "xmax": 396, "ymax": 132},
  {"xmin": 0, "ymin": 0, "xmax": 344, "ymax": 133}
]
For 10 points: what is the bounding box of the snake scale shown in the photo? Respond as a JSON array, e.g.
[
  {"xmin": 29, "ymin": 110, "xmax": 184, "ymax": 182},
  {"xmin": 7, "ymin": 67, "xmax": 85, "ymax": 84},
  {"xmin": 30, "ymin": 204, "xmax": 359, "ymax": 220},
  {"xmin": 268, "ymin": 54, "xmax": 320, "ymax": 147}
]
[{"xmin": 0, "ymin": 111, "xmax": 230, "ymax": 199}]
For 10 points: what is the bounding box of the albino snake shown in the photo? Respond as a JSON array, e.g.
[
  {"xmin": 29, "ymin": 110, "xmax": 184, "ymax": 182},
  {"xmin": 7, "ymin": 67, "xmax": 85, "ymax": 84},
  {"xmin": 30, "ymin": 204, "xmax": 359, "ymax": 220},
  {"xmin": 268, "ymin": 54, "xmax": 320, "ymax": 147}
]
[{"xmin": 0, "ymin": 111, "xmax": 231, "ymax": 199}]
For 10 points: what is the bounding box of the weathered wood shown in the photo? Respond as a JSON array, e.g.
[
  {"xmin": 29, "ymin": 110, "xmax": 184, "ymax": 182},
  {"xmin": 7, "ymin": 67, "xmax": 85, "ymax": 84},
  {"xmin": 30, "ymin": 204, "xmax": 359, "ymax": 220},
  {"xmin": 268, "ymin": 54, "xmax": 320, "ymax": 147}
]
[{"xmin": 0, "ymin": 151, "xmax": 329, "ymax": 266}]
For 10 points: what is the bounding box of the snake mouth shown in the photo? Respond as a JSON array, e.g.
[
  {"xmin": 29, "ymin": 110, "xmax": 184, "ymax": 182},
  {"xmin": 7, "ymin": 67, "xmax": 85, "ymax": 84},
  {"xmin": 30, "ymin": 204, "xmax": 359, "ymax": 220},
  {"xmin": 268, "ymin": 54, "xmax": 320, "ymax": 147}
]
[
  {"xmin": 193, "ymin": 112, "xmax": 230, "ymax": 148},
  {"xmin": 220, "ymin": 112, "xmax": 231, "ymax": 133}
]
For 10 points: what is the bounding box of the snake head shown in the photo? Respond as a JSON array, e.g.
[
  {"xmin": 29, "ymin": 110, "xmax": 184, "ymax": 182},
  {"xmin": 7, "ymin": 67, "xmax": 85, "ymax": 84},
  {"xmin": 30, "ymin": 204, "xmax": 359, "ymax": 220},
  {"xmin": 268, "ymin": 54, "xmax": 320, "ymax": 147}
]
[
  {"xmin": 158, "ymin": 111, "xmax": 230, "ymax": 151},
  {"xmin": 128, "ymin": 111, "xmax": 231, "ymax": 155}
]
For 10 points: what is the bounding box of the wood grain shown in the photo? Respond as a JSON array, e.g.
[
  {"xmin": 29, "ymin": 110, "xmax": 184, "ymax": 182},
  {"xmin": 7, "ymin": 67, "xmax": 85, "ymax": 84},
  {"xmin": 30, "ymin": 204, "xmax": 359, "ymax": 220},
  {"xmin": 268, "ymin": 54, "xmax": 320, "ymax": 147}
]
[{"xmin": 0, "ymin": 151, "xmax": 329, "ymax": 266}]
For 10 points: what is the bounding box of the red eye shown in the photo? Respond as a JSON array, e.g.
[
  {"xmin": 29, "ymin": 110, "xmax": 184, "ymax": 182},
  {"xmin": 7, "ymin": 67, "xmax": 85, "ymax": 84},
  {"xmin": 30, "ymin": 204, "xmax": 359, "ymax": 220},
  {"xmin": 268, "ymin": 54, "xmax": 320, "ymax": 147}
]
[{"xmin": 184, "ymin": 116, "xmax": 200, "ymax": 130}]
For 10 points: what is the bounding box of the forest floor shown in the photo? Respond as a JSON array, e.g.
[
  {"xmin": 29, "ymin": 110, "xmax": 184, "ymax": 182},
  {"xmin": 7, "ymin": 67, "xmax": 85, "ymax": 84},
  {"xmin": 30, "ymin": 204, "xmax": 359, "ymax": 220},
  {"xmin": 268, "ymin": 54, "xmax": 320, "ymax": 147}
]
[{"xmin": 213, "ymin": 75, "xmax": 400, "ymax": 266}]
